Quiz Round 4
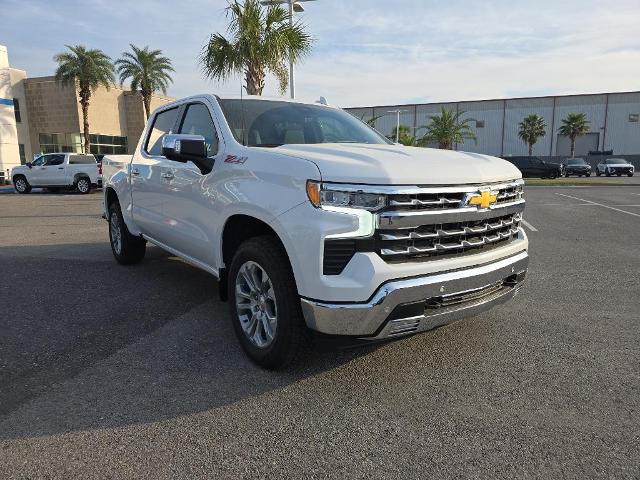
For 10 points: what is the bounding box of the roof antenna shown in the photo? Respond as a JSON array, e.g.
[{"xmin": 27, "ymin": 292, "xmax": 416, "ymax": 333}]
[{"xmin": 317, "ymin": 96, "xmax": 328, "ymax": 105}]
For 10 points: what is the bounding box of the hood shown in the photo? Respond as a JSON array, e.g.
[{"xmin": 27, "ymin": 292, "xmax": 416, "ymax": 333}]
[{"xmin": 273, "ymin": 143, "xmax": 522, "ymax": 185}]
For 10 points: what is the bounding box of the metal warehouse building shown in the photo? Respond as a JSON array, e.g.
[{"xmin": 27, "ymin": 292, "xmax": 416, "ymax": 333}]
[{"xmin": 346, "ymin": 92, "xmax": 640, "ymax": 158}]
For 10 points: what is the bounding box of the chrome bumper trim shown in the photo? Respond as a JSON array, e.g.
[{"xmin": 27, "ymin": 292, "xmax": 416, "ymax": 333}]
[{"xmin": 300, "ymin": 250, "xmax": 529, "ymax": 337}]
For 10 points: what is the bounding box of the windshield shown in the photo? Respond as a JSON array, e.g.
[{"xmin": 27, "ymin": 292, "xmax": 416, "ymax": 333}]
[
  {"xmin": 218, "ymin": 99, "xmax": 392, "ymax": 147},
  {"xmin": 567, "ymin": 159, "xmax": 586, "ymax": 165},
  {"xmin": 606, "ymin": 159, "xmax": 628, "ymax": 164}
]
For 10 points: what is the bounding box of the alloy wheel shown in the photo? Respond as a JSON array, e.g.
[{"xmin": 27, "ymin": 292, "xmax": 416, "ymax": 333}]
[
  {"xmin": 235, "ymin": 261, "xmax": 278, "ymax": 348},
  {"xmin": 110, "ymin": 212, "xmax": 122, "ymax": 255},
  {"xmin": 77, "ymin": 179, "xmax": 89, "ymax": 193},
  {"xmin": 15, "ymin": 178, "xmax": 26, "ymax": 192}
]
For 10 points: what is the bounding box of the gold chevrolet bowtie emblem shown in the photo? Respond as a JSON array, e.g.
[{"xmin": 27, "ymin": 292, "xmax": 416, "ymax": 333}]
[{"xmin": 468, "ymin": 191, "xmax": 497, "ymax": 209}]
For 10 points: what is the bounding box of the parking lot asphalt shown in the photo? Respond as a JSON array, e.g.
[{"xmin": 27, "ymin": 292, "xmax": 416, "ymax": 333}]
[{"xmin": 0, "ymin": 187, "xmax": 639, "ymax": 479}]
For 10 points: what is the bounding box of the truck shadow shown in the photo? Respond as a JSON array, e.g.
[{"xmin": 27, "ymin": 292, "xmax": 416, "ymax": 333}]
[{"xmin": 0, "ymin": 242, "xmax": 377, "ymax": 440}]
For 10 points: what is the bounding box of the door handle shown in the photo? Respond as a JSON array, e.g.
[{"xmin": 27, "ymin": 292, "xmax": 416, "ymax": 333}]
[
  {"xmin": 131, "ymin": 168, "xmax": 140, "ymax": 176},
  {"xmin": 161, "ymin": 172, "xmax": 174, "ymax": 180},
  {"xmin": 57, "ymin": 167, "xmax": 64, "ymax": 170}
]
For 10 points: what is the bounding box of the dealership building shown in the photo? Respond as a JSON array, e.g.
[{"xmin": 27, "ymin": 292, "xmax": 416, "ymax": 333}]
[
  {"xmin": 0, "ymin": 44, "xmax": 172, "ymax": 179},
  {"xmin": 346, "ymin": 92, "xmax": 640, "ymax": 159}
]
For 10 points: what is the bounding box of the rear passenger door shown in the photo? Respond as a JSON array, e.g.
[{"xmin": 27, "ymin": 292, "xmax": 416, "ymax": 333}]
[
  {"xmin": 160, "ymin": 101, "xmax": 222, "ymax": 264},
  {"xmin": 131, "ymin": 105, "xmax": 181, "ymax": 240}
]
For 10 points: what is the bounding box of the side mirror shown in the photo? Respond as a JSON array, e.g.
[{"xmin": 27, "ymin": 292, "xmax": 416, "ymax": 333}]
[
  {"xmin": 26, "ymin": 162, "xmax": 32, "ymax": 168},
  {"xmin": 161, "ymin": 134, "xmax": 213, "ymax": 175},
  {"xmin": 162, "ymin": 134, "xmax": 207, "ymax": 162}
]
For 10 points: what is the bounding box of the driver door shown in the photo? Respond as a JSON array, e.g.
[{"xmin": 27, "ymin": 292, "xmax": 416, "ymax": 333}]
[{"xmin": 160, "ymin": 101, "xmax": 222, "ymax": 265}]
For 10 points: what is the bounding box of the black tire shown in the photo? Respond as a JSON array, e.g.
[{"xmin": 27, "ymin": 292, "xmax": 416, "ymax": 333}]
[
  {"xmin": 76, "ymin": 176, "xmax": 91, "ymax": 194},
  {"xmin": 586, "ymin": 173, "xmax": 591, "ymax": 177},
  {"xmin": 13, "ymin": 175, "xmax": 31, "ymax": 194},
  {"xmin": 596, "ymin": 170, "xmax": 601, "ymax": 176},
  {"xmin": 228, "ymin": 235, "xmax": 309, "ymax": 369},
  {"xmin": 108, "ymin": 201, "xmax": 146, "ymax": 265},
  {"xmin": 606, "ymin": 171, "xmax": 611, "ymax": 177},
  {"xmin": 617, "ymin": 173, "xmax": 621, "ymax": 177},
  {"xmin": 548, "ymin": 171, "xmax": 558, "ymax": 179},
  {"xmin": 628, "ymin": 173, "xmax": 634, "ymax": 177}
]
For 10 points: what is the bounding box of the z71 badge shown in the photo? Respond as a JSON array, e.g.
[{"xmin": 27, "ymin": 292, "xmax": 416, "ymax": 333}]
[{"xmin": 224, "ymin": 155, "xmax": 248, "ymax": 164}]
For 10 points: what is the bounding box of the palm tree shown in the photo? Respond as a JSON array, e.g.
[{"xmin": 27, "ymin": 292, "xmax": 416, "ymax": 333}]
[
  {"xmin": 200, "ymin": 0, "xmax": 313, "ymax": 95},
  {"xmin": 115, "ymin": 45, "xmax": 175, "ymax": 120},
  {"xmin": 54, "ymin": 45, "xmax": 114, "ymax": 154},
  {"xmin": 359, "ymin": 113, "xmax": 383, "ymax": 129},
  {"xmin": 558, "ymin": 113, "xmax": 590, "ymax": 158},
  {"xmin": 389, "ymin": 125, "xmax": 417, "ymax": 146},
  {"xmin": 418, "ymin": 107, "xmax": 477, "ymax": 150},
  {"xmin": 518, "ymin": 114, "xmax": 547, "ymax": 156}
]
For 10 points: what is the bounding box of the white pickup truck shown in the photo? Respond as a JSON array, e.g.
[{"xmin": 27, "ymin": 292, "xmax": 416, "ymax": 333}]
[
  {"xmin": 103, "ymin": 95, "xmax": 528, "ymax": 368},
  {"xmin": 12, "ymin": 153, "xmax": 100, "ymax": 194}
]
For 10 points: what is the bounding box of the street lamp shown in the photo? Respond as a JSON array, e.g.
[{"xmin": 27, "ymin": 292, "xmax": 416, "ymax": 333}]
[
  {"xmin": 387, "ymin": 110, "xmax": 408, "ymax": 143},
  {"xmin": 260, "ymin": 0, "xmax": 316, "ymax": 99}
]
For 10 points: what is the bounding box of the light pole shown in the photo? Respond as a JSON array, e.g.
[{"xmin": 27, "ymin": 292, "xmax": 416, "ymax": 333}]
[
  {"xmin": 387, "ymin": 110, "xmax": 408, "ymax": 143},
  {"xmin": 260, "ymin": 0, "xmax": 316, "ymax": 99}
]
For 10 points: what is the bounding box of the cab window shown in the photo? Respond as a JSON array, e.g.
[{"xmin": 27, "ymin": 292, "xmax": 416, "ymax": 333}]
[
  {"xmin": 179, "ymin": 103, "xmax": 219, "ymax": 156},
  {"xmin": 145, "ymin": 107, "xmax": 180, "ymax": 156},
  {"xmin": 44, "ymin": 154, "xmax": 65, "ymax": 166}
]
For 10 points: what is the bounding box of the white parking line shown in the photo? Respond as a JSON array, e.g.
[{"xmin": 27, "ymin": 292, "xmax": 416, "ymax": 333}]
[
  {"xmin": 521, "ymin": 219, "xmax": 538, "ymax": 232},
  {"xmin": 555, "ymin": 193, "xmax": 640, "ymax": 218}
]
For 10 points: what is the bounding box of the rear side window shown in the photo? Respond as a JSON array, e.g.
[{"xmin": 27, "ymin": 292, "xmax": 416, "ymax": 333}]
[
  {"xmin": 179, "ymin": 103, "xmax": 219, "ymax": 156},
  {"xmin": 69, "ymin": 155, "xmax": 97, "ymax": 164},
  {"xmin": 145, "ymin": 107, "xmax": 180, "ymax": 155}
]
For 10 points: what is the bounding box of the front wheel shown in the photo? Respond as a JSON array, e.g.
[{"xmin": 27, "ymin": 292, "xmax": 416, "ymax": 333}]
[
  {"xmin": 108, "ymin": 201, "xmax": 146, "ymax": 265},
  {"xmin": 228, "ymin": 235, "xmax": 309, "ymax": 369},
  {"xmin": 13, "ymin": 175, "xmax": 31, "ymax": 194},
  {"xmin": 596, "ymin": 170, "xmax": 601, "ymax": 176},
  {"xmin": 628, "ymin": 173, "xmax": 634, "ymax": 177}
]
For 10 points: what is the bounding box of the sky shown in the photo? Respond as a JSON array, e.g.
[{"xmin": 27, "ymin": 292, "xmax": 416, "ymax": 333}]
[{"xmin": 2, "ymin": 0, "xmax": 640, "ymax": 108}]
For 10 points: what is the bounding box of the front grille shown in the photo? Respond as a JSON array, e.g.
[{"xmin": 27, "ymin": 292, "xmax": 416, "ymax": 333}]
[{"xmin": 376, "ymin": 181, "xmax": 524, "ymax": 263}]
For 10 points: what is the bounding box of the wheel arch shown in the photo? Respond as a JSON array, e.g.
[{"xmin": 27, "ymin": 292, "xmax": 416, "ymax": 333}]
[{"xmin": 219, "ymin": 214, "xmax": 298, "ymax": 302}]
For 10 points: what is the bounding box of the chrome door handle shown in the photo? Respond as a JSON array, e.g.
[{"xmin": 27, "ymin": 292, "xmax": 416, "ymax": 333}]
[
  {"xmin": 131, "ymin": 168, "xmax": 140, "ymax": 176},
  {"xmin": 161, "ymin": 172, "xmax": 174, "ymax": 180}
]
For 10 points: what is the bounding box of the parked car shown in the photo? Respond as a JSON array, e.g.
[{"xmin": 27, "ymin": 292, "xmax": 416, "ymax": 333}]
[
  {"xmin": 103, "ymin": 95, "xmax": 529, "ymax": 368},
  {"xmin": 563, "ymin": 158, "xmax": 591, "ymax": 177},
  {"xmin": 504, "ymin": 156, "xmax": 564, "ymax": 179},
  {"xmin": 11, "ymin": 153, "xmax": 100, "ymax": 194},
  {"xmin": 596, "ymin": 158, "xmax": 635, "ymax": 177}
]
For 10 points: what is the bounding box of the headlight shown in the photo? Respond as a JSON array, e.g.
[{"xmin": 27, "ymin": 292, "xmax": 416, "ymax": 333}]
[{"xmin": 306, "ymin": 181, "xmax": 386, "ymax": 211}]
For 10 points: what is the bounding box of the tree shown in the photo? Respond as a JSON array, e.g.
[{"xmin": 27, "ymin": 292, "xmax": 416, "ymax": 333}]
[
  {"xmin": 200, "ymin": 0, "xmax": 313, "ymax": 95},
  {"xmin": 359, "ymin": 113, "xmax": 383, "ymax": 129},
  {"xmin": 389, "ymin": 125, "xmax": 417, "ymax": 146},
  {"xmin": 418, "ymin": 107, "xmax": 477, "ymax": 149},
  {"xmin": 54, "ymin": 45, "xmax": 115, "ymax": 154},
  {"xmin": 116, "ymin": 45, "xmax": 174, "ymax": 120},
  {"xmin": 558, "ymin": 113, "xmax": 590, "ymax": 158},
  {"xmin": 518, "ymin": 114, "xmax": 547, "ymax": 156}
]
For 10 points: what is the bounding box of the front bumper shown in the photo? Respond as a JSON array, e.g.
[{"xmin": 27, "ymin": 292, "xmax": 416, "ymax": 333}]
[{"xmin": 300, "ymin": 250, "xmax": 528, "ymax": 340}]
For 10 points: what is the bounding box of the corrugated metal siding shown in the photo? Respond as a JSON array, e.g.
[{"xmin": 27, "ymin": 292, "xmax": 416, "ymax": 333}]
[
  {"xmin": 604, "ymin": 93, "xmax": 640, "ymax": 154},
  {"xmin": 553, "ymin": 95, "xmax": 606, "ymax": 154},
  {"xmin": 345, "ymin": 92, "xmax": 640, "ymax": 156},
  {"xmin": 503, "ymin": 97, "xmax": 554, "ymax": 156},
  {"xmin": 372, "ymin": 105, "xmax": 416, "ymax": 138},
  {"xmin": 457, "ymin": 100, "xmax": 504, "ymax": 155}
]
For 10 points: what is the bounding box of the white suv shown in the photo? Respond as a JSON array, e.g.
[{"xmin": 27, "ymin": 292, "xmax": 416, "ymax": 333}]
[{"xmin": 11, "ymin": 153, "xmax": 101, "ymax": 194}]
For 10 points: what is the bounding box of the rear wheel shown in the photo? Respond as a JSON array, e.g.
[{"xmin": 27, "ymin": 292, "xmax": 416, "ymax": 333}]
[
  {"xmin": 228, "ymin": 235, "xmax": 309, "ymax": 369},
  {"xmin": 108, "ymin": 201, "xmax": 146, "ymax": 265},
  {"xmin": 548, "ymin": 171, "xmax": 558, "ymax": 179},
  {"xmin": 13, "ymin": 175, "xmax": 31, "ymax": 194},
  {"xmin": 628, "ymin": 172, "xmax": 634, "ymax": 177},
  {"xmin": 76, "ymin": 177, "xmax": 91, "ymax": 194}
]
